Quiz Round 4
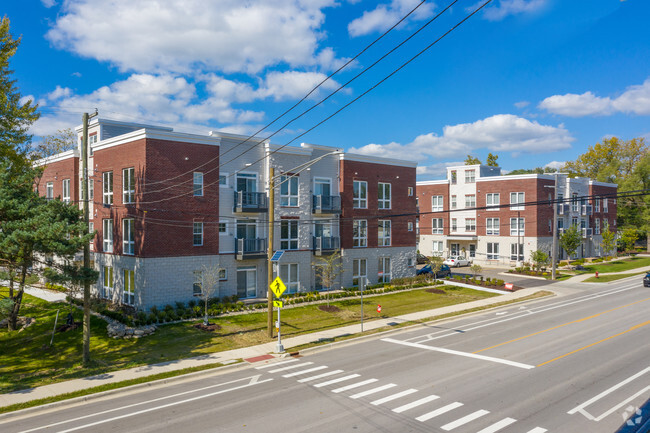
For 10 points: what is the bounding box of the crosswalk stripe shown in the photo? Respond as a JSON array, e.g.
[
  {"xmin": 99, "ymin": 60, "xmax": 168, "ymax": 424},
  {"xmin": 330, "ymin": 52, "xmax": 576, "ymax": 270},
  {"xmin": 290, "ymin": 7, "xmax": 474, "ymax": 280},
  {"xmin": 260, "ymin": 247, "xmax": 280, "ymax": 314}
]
[
  {"xmin": 475, "ymin": 417, "xmax": 517, "ymax": 433},
  {"xmin": 525, "ymin": 428, "xmax": 547, "ymax": 433},
  {"xmin": 332, "ymin": 379, "xmax": 378, "ymax": 393},
  {"xmin": 371, "ymin": 389, "xmax": 418, "ymax": 406},
  {"xmin": 392, "ymin": 395, "xmax": 440, "ymax": 413},
  {"xmin": 441, "ymin": 409, "xmax": 490, "ymax": 430},
  {"xmin": 416, "ymin": 402, "xmax": 464, "ymax": 422},
  {"xmin": 282, "ymin": 366, "xmax": 328, "ymax": 378},
  {"xmin": 297, "ymin": 370, "xmax": 344, "ymax": 383},
  {"xmin": 255, "ymin": 358, "xmax": 299, "ymax": 369},
  {"xmin": 268, "ymin": 362, "xmax": 314, "ymax": 373},
  {"xmin": 313, "ymin": 374, "xmax": 361, "ymax": 388},
  {"xmin": 349, "ymin": 384, "xmax": 397, "ymax": 399}
]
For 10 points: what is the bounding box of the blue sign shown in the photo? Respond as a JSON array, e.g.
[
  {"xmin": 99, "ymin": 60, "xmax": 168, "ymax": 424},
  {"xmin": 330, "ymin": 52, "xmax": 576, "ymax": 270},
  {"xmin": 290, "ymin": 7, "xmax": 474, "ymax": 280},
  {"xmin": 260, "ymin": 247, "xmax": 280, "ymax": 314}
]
[{"xmin": 270, "ymin": 250, "xmax": 284, "ymax": 262}]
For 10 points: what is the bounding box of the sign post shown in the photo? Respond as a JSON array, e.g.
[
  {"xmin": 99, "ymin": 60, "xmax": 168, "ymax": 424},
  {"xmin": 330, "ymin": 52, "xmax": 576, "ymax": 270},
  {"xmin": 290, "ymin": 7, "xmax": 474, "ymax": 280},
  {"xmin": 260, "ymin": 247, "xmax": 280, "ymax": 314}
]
[{"xmin": 270, "ymin": 276, "xmax": 287, "ymax": 353}]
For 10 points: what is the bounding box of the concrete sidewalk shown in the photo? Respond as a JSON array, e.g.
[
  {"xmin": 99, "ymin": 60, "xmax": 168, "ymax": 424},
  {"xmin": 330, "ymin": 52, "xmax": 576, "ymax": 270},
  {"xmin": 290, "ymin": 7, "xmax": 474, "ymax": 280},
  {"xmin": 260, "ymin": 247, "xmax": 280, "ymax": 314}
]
[{"xmin": 0, "ymin": 286, "xmax": 546, "ymax": 409}]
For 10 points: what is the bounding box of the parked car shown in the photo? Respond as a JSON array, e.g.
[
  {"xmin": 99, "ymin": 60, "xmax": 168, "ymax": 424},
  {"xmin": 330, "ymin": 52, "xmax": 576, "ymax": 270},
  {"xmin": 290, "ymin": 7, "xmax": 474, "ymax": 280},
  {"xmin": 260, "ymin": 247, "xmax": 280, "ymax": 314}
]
[
  {"xmin": 416, "ymin": 253, "xmax": 428, "ymax": 265},
  {"xmin": 443, "ymin": 256, "xmax": 471, "ymax": 267},
  {"xmin": 644, "ymin": 272, "xmax": 650, "ymax": 287},
  {"xmin": 416, "ymin": 264, "xmax": 452, "ymax": 278}
]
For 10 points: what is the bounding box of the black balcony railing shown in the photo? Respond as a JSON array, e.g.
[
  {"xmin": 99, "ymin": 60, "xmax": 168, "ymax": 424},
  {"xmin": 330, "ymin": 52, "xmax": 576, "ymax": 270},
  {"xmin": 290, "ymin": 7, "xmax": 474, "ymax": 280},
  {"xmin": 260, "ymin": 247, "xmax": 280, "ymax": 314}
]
[
  {"xmin": 235, "ymin": 238, "xmax": 267, "ymax": 260},
  {"xmin": 234, "ymin": 191, "xmax": 268, "ymax": 213},
  {"xmin": 312, "ymin": 195, "xmax": 341, "ymax": 214},
  {"xmin": 312, "ymin": 236, "xmax": 340, "ymax": 255}
]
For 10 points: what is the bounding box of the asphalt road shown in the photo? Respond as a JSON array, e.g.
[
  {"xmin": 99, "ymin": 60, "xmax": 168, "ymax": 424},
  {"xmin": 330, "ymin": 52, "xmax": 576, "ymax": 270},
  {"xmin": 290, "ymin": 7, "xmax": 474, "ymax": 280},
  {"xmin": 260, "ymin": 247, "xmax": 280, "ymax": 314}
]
[{"xmin": 2, "ymin": 278, "xmax": 649, "ymax": 433}]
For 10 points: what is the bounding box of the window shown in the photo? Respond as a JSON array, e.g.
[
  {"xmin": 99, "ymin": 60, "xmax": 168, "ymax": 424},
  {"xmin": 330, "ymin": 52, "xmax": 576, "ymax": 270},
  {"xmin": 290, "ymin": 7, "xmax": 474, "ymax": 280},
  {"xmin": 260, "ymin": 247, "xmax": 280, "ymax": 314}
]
[
  {"xmin": 193, "ymin": 270, "xmax": 202, "ymax": 296},
  {"xmin": 469, "ymin": 244, "xmax": 476, "ymax": 258},
  {"xmin": 510, "ymin": 218, "xmax": 525, "ymax": 236},
  {"xmin": 432, "ymin": 241, "xmax": 443, "ymax": 256},
  {"xmin": 353, "ymin": 220, "xmax": 367, "ymax": 247},
  {"xmin": 603, "ymin": 198, "xmax": 609, "ymax": 213},
  {"xmin": 451, "ymin": 195, "xmax": 457, "ymax": 209},
  {"xmin": 102, "ymin": 266, "xmax": 113, "ymax": 299},
  {"xmin": 219, "ymin": 269, "xmax": 227, "ymax": 281},
  {"xmin": 123, "ymin": 219, "xmax": 135, "ymax": 255},
  {"xmin": 378, "ymin": 257, "xmax": 391, "ymax": 283},
  {"xmin": 353, "ymin": 180, "xmax": 367, "ymax": 209},
  {"xmin": 571, "ymin": 193, "xmax": 579, "ymax": 212},
  {"xmin": 450, "ymin": 170, "xmax": 457, "ymax": 184},
  {"xmin": 123, "ymin": 168, "xmax": 135, "ymax": 203},
  {"xmin": 431, "ymin": 195, "xmax": 443, "ymax": 212},
  {"xmin": 62, "ymin": 179, "xmax": 70, "ymax": 203},
  {"xmin": 465, "ymin": 194, "xmax": 476, "ymax": 208},
  {"xmin": 219, "ymin": 174, "xmax": 228, "ymax": 187},
  {"xmin": 314, "ymin": 177, "xmax": 331, "ymax": 197},
  {"xmin": 123, "ymin": 269, "xmax": 135, "ymax": 305},
  {"xmin": 280, "ymin": 263, "xmax": 300, "ymax": 294},
  {"xmin": 451, "ymin": 218, "xmax": 457, "ymax": 231},
  {"xmin": 280, "ymin": 175, "xmax": 299, "ymax": 207},
  {"xmin": 486, "ymin": 193, "xmax": 499, "ymax": 210},
  {"xmin": 89, "ymin": 134, "xmax": 98, "ymax": 145},
  {"xmin": 465, "ymin": 218, "xmax": 476, "ymax": 232},
  {"xmin": 102, "ymin": 171, "xmax": 113, "ymax": 205},
  {"xmin": 407, "ymin": 257, "xmax": 414, "ymax": 267},
  {"xmin": 407, "ymin": 187, "xmax": 413, "ymax": 196},
  {"xmin": 46, "ymin": 182, "xmax": 53, "ymax": 200},
  {"xmin": 352, "ymin": 258, "xmax": 367, "ymax": 287},
  {"xmin": 378, "ymin": 220, "xmax": 391, "ymax": 246},
  {"xmin": 280, "ymin": 220, "xmax": 298, "ymax": 250},
  {"xmin": 510, "ymin": 243, "xmax": 524, "ymax": 261},
  {"xmin": 103, "ymin": 219, "xmax": 113, "ymax": 252},
  {"xmin": 465, "ymin": 169, "xmax": 475, "ymax": 183},
  {"xmin": 510, "ymin": 192, "xmax": 524, "ymax": 210},
  {"xmin": 219, "ymin": 223, "xmax": 227, "ymax": 234},
  {"xmin": 431, "ymin": 218, "xmax": 443, "ymax": 234},
  {"xmin": 486, "ymin": 218, "xmax": 500, "ymax": 235},
  {"xmin": 89, "ymin": 179, "xmax": 94, "ymax": 200},
  {"xmin": 595, "ymin": 218, "xmax": 601, "ymax": 235},
  {"xmin": 487, "ymin": 242, "xmax": 499, "ymax": 260},
  {"xmin": 193, "ymin": 222, "xmax": 203, "ymax": 246},
  {"xmin": 192, "ymin": 172, "xmax": 204, "ymax": 197},
  {"xmin": 89, "ymin": 222, "xmax": 94, "ymax": 250},
  {"xmin": 378, "ymin": 182, "xmax": 391, "ymax": 209},
  {"xmin": 236, "ymin": 173, "xmax": 257, "ymax": 193},
  {"xmin": 407, "ymin": 221, "xmax": 413, "ymax": 232},
  {"xmin": 595, "ymin": 197, "xmax": 601, "ymax": 212}
]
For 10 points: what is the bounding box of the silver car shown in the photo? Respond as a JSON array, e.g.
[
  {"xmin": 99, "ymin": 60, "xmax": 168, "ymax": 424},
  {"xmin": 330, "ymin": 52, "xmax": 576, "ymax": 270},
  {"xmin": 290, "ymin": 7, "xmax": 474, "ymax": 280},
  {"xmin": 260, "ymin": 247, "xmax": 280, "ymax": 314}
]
[{"xmin": 443, "ymin": 255, "xmax": 470, "ymax": 267}]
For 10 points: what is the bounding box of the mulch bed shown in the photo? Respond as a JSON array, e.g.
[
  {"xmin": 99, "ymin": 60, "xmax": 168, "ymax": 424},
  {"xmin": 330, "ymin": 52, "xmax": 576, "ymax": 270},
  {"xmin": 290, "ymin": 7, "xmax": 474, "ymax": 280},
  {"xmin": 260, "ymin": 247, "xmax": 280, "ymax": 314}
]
[
  {"xmin": 426, "ymin": 288, "xmax": 446, "ymax": 294},
  {"xmin": 318, "ymin": 305, "xmax": 341, "ymax": 313},
  {"xmin": 193, "ymin": 323, "xmax": 222, "ymax": 332}
]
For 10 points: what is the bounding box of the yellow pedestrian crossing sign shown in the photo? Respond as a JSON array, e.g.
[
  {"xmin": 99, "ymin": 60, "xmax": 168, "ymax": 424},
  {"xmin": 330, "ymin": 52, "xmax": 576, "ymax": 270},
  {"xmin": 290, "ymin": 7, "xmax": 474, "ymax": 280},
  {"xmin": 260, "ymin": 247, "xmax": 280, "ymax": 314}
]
[
  {"xmin": 270, "ymin": 277, "xmax": 287, "ymax": 298},
  {"xmin": 273, "ymin": 300, "xmax": 283, "ymax": 308}
]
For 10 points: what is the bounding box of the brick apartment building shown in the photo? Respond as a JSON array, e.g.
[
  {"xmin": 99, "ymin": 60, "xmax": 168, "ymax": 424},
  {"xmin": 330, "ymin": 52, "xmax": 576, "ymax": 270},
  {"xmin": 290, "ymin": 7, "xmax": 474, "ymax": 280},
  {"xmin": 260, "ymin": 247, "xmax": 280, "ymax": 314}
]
[
  {"xmin": 416, "ymin": 164, "xmax": 617, "ymax": 266},
  {"xmin": 36, "ymin": 118, "xmax": 417, "ymax": 309}
]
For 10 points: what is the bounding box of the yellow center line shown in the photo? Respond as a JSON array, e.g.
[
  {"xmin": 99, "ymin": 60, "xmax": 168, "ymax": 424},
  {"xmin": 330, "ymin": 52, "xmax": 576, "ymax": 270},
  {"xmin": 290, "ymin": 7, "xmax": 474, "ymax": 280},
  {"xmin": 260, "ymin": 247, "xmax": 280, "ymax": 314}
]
[
  {"xmin": 537, "ymin": 319, "xmax": 650, "ymax": 367},
  {"xmin": 473, "ymin": 297, "xmax": 650, "ymax": 354}
]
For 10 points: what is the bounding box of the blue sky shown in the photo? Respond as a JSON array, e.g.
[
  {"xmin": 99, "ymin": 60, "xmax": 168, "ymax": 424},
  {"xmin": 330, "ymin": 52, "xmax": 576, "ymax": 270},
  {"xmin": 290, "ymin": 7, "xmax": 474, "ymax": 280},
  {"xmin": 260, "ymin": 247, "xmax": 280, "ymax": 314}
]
[{"xmin": 6, "ymin": 0, "xmax": 650, "ymax": 180}]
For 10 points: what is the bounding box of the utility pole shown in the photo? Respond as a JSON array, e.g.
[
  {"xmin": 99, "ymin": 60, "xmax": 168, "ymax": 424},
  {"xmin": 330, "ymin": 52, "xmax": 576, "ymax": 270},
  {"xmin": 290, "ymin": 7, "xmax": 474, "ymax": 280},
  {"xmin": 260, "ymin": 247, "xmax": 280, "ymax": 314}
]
[
  {"xmin": 81, "ymin": 110, "xmax": 97, "ymax": 365},
  {"xmin": 551, "ymin": 174, "xmax": 559, "ymax": 281},
  {"xmin": 267, "ymin": 167, "xmax": 275, "ymax": 338}
]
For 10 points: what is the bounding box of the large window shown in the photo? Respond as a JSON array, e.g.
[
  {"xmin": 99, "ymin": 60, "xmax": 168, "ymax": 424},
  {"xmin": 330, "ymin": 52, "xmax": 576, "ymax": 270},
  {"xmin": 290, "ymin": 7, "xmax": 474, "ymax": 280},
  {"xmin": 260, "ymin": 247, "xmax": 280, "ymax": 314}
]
[
  {"xmin": 280, "ymin": 263, "xmax": 300, "ymax": 294},
  {"xmin": 102, "ymin": 171, "xmax": 113, "ymax": 205},
  {"xmin": 353, "ymin": 180, "xmax": 367, "ymax": 209},
  {"xmin": 352, "ymin": 258, "xmax": 367, "ymax": 287},
  {"xmin": 432, "ymin": 241, "xmax": 443, "ymax": 256},
  {"xmin": 123, "ymin": 219, "xmax": 135, "ymax": 255},
  {"xmin": 510, "ymin": 192, "xmax": 524, "ymax": 210},
  {"xmin": 193, "ymin": 172, "xmax": 203, "ymax": 197},
  {"xmin": 378, "ymin": 220, "xmax": 391, "ymax": 246},
  {"xmin": 510, "ymin": 217, "xmax": 525, "ymax": 236},
  {"xmin": 124, "ymin": 168, "xmax": 135, "ymax": 203},
  {"xmin": 486, "ymin": 218, "xmax": 500, "ymax": 235},
  {"xmin": 465, "ymin": 194, "xmax": 476, "ymax": 208},
  {"xmin": 102, "ymin": 266, "xmax": 113, "ymax": 299},
  {"xmin": 595, "ymin": 218, "xmax": 601, "ymax": 235},
  {"xmin": 353, "ymin": 220, "xmax": 367, "ymax": 247},
  {"xmin": 510, "ymin": 243, "xmax": 524, "ymax": 261},
  {"xmin": 103, "ymin": 219, "xmax": 113, "ymax": 252},
  {"xmin": 487, "ymin": 242, "xmax": 499, "ymax": 260},
  {"xmin": 431, "ymin": 195, "xmax": 443, "ymax": 212},
  {"xmin": 193, "ymin": 270, "xmax": 203, "ymax": 296},
  {"xmin": 595, "ymin": 197, "xmax": 601, "ymax": 212},
  {"xmin": 378, "ymin": 257, "xmax": 391, "ymax": 283},
  {"xmin": 280, "ymin": 175, "xmax": 299, "ymax": 207},
  {"xmin": 280, "ymin": 220, "xmax": 298, "ymax": 250},
  {"xmin": 465, "ymin": 218, "xmax": 476, "ymax": 232},
  {"xmin": 432, "ymin": 218, "xmax": 443, "ymax": 234},
  {"xmin": 62, "ymin": 179, "xmax": 70, "ymax": 203},
  {"xmin": 46, "ymin": 182, "xmax": 53, "ymax": 200},
  {"xmin": 378, "ymin": 182, "xmax": 391, "ymax": 209},
  {"xmin": 123, "ymin": 269, "xmax": 135, "ymax": 305},
  {"xmin": 193, "ymin": 222, "xmax": 203, "ymax": 246},
  {"xmin": 465, "ymin": 169, "xmax": 476, "ymax": 183},
  {"xmin": 571, "ymin": 193, "xmax": 579, "ymax": 212},
  {"xmin": 486, "ymin": 193, "xmax": 499, "ymax": 210},
  {"xmin": 603, "ymin": 198, "xmax": 609, "ymax": 213}
]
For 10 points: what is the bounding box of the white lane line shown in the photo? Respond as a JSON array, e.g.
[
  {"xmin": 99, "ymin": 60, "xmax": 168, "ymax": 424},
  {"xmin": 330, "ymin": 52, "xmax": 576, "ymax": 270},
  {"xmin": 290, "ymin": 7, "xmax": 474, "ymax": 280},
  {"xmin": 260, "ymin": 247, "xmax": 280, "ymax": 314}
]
[
  {"xmin": 255, "ymin": 358, "xmax": 300, "ymax": 369},
  {"xmin": 371, "ymin": 389, "xmax": 418, "ymax": 406},
  {"xmin": 349, "ymin": 384, "xmax": 397, "ymax": 399},
  {"xmin": 268, "ymin": 362, "xmax": 314, "ymax": 373},
  {"xmin": 392, "ymin": 395, "xmax": 440, "ymax": 413},
  {"xmin": 415, "ymin": 402, "xmax": 464, "ymax": 422},
  {"xmin": 282, "ymin": 366, "xmax": 327, "ymax": 378},
  {"xmin": 440, "ymin": 409, "xmax": 490, "ymax": 430},
  {"xmin": 297, "ymin": 369, "xmax": 343, "ymax": 383},
  {"xmin": 475, "ymin": 417, "xmax": 517, "ymax": 433},
  {"xmin": 313, "ymin": 374, "xmax": 360, "ymax": 388},
  {"xmin": 382, "ymin": 338, "xmax": 535, "ymax": 369},
  {"xmin": 594, "ymin": 385, "xmax": 650, "ymax": 421},
  {"xmin": 525, "ymin": 428, "xmax": 547, "ymax": 433},
  {"xmin": 331, "ymin": 378, "xmax": 378, "ymax": 393}
]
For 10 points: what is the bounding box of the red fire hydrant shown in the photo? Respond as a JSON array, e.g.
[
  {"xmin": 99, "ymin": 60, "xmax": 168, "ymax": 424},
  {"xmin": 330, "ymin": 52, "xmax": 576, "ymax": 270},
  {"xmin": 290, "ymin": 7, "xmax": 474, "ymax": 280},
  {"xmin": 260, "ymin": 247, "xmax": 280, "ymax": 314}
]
[{"xmin": 595, "ymin": 271, "xmax": 599, "ymax": 278}]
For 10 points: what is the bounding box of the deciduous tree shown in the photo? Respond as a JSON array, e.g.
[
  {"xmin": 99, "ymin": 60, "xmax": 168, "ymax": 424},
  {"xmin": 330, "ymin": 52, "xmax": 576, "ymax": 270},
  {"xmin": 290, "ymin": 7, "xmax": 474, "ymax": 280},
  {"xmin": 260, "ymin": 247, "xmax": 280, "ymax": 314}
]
[
  {"xmin": 315, "ymin": 250, "xmax": 344, "ymax": 306},
  {"xmin": 600, "ymin": 221, "xmax": 616, "ymax": 257},
  {"xmin": 486, "ymin": 153, "xmax": 499, "ymax": 167},
  {"xmin": 464, "ymin": 155, "xmax": 481, "ymax": 165},
  {"xmin": 32, "ymin": 128, "xmax": 76, "ymax": 161},
  {"xmin": 559, "ymin": 224, "xmax": 582, "ymax": 266}
]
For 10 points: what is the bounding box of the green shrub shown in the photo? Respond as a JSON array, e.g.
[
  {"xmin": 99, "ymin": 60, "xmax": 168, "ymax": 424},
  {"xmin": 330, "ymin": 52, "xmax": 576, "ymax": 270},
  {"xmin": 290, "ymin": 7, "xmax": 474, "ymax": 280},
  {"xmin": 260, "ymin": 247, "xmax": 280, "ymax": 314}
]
[
  {"xmin": 157, "ymin": 311, "xmax": 167, "ymax": 322},
  {"xmin": 147, "ymin": 312, "xmax": 157, "ymax": 324},
  {"xmin": 150, "ymin": 305, "xmax": 159, "ymax": 315},
  {"xmin": 175, "ymin": 301, "xmax": 185, "ymax": 310},
  {"xmin": 496, "ymin": 279, "xmax": 504, "ymax": 286},
  {"xmin": 164, "ymin": 304, "xmax": 174, "ymax": 312}
]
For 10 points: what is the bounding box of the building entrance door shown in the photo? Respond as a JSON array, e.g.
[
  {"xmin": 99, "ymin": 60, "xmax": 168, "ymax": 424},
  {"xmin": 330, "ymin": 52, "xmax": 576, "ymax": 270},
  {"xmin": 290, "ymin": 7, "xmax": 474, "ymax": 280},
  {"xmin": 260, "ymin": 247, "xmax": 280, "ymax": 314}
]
[
  {"xmin": 450, "ymin": 243, "xmax": 460, "ymax": 256},
  {"xmin": 237, "ymin": 268, "xmax": 257, "ymax": 298}
]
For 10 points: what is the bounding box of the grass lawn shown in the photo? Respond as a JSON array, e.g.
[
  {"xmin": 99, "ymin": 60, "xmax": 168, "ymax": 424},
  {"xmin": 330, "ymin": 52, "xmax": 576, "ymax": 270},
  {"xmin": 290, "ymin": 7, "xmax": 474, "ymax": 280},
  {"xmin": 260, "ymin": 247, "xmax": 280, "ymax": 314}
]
[
  {"xmin": 582, "ymin": 271, "xmax": 648, "ymax": 283},
  {"xmin": 0, "ymin": 285, "xmax": 497, "ymax": 393},
  {"xmin": 576, "ymin": 256, "xmax": 650, "ymax": 274}
]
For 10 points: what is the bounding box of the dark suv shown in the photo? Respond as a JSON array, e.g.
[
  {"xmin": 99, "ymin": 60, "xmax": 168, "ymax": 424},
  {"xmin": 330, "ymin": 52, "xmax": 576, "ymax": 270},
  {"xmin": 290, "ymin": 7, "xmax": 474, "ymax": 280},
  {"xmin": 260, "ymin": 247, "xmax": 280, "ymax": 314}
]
[{"xmin": 644, "ymin": 272, "xmax": 650, "ymax": 287}]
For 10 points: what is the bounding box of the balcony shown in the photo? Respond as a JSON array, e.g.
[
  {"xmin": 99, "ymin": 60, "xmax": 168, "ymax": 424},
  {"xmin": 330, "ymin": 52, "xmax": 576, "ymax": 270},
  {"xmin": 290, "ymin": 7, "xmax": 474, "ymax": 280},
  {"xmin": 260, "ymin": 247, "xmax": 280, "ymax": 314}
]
[
  {"xmin": 235, "ymin": 238, "xmax": 267, "ymax": 260},
  {"xmin": 313, "ymin": 236, "xmax": 340, "ymax": 256},
  {"xmin": 312, "ymin": 195, "xmax": 341, "ymax": 214},
  {"xmin": 582, "ymin": 228, "xmax": 593, "ymax": 238},
  {"xmin": 234, "ymin": 191, "xmax": 268, "ymax": 213},
  {"xmin": 581, "ymin": 204, "xmax": 593, "ymax": 216}
]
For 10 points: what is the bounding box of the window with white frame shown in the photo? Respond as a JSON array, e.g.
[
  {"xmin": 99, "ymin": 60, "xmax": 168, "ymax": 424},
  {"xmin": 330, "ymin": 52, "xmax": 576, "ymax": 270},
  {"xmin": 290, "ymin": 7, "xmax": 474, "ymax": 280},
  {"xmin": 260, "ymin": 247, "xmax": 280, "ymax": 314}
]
[
  {"xmin": 486, "ymin": 217, "xmax": 500, "ymax": 235},
  {"xmin": 46, "ymin": 182, "xmax": 53, "ymax": 200},
  {"xmin": 219, "ymin": 222, "xmax": 227, "ymax": 234},
  {"xmin": 352, "ymin": 258, "xmax": 367, "ymax": 287},
  {"xmin": 280, "ymin": 220, "xmax": 298, "ymax": 249},
  {"xmin": 62, "ymin": 179, "xmax": 70, "ymax": 203},
  {"xmin": 123, "ymin": 218, "xmax": 135, "ymax": 255},
  {"xmin": 280, "ymin": 263, "xmax": 300, "ymax": 293},
  {"xmin": 353, "ymin": 180, "xmax": 367, "ymax": 209},
  {"xmin": 280, "ymin": 175, "xmax": 299, "ymax": 207},
  {"xmin": 219, "ymin": 174, "xmax": 228, "ymax": 187},
  {"xmin": 465, "ymin": 218, "xmax": 476, "ymax": 232},
  {"xmin": 378, "ymin": 257, "xmax": 391, "ymax": 283},
  {"xmin": 432, "ymin": 241, "xmax": 443, "ymax": 256},
  {"xmin": 595, "ymin": 197, "xmax": 601, "ymax": 212},
  {"xmin": 431, "ymin": 195, "xmax": 443, "ymax": 212},
  {"xmin": 510, "ymin": 192, "xmax": 524, "ymax": 210},
  {"xmin": 603, "ymin": 198, "xmax": 608, "ymax": 212},
  {"xmin": 407, "ymin": 187, "xmax": 413, "ymax": 196},
  {"xmin": 451, "ymin": 195, "xmax": 457, "ymax": 209},
  {"xmin": 378, "ymin": 182, "xmax": 391, "ymax": 209},
  {"xmin": 465, "ymin": 194, "xmax": 476, "ymax": 208},
  {"xmin": 510, "ymin": 217, "xmax": 524, "ymax": 236},
  {"xmin": 353, "ymin": 219, "xmax": 367, "ymax": 247},
  {"xmin": 102, "ymin": 266, "xmax": 113, "ymax": 299},
  {"xmin": 103, "ymin": 219, "xmax": 113, "ymax": 252},
  {"xmin": 450, "ymin": 170, "xmax": 457, "ymax": 184},
  {"xmin": 193, "ymin": 172, "xmax": 203, "ymax": 197},
  {"xmin": 571, "ymin": 193, "xmax": 579, "ymax": 212},
  {"xmin": 451, "ymin": 218, "xmax": 457, "ymax": 231},
  {"xmin": 219, "ymin": 269, "xmax": 227, "ymax": 281},
  {"xmin": 89, "ymin": 222, "xmax": 94, "ymax": 250},
  {"xmin": 378, "ymin": 220, "xmax": 391, "ymax": 246},
  {"xmin": 123, "ymin": 269, "xmax": 135, "ymax": 305},
  {"xmin": 102, "ymin": 171, "xmax": 113, "ymax": 205},
  {"xmin": 510, "ymin": 243, "xmax": 524, "ymax": 261},
  {"xmin": 465, "ymin": 169, "xmax": 476, "ymax": 183},
  {"xmin": 89, "ymin": 179, "xmax": 94, "ymax": 200},
  {"xmin": 407, "ymin": 221, "xmax": 413, "ymax": 232},
  {"xmin": 487, "ymin": 242, "xmax": 499, "ymax": 260},
  {"xmin": 193, "ymin": 222, "xmax": 203, "ymax": 246},
  {"xmin": 595, "ymin": 218, "xmax": 601, "ymax": 235},
  {"xmin": 431, "ymin": 218, "xmax": 443, "ymax": 234},
  {"xmin": 193, "ymin": 270, "xmax": 202, "ymax": 296},
  {"xmin": 123, "ymin": 167, "xmax": 135, "ymax": 203},
  {"xmin": 486, "ymin": 193, "xmax": 499, "ymax": 210}
]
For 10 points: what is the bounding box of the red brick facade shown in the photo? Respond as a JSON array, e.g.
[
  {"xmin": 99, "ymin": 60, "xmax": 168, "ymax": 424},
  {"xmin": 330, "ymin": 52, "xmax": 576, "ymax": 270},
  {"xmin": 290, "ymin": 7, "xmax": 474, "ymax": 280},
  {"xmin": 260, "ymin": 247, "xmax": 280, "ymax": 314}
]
[
  {"xmin": 415, "ymin": 183, "xmax": 449, "ymax": 235},
  {"xmin": 38, "ymin": 156, "xmax": 79, "ymax": 203}
]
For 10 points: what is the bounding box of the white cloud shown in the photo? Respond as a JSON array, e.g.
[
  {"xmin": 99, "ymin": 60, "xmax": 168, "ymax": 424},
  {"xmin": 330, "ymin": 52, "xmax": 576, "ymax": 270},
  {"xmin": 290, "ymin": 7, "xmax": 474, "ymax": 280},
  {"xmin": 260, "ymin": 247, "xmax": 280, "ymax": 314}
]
[
  {"xmin": 46, "ymin": 0, "xmax": 341, "ymax": 74},
  {"xmin": 544, "ymin": 160, "xmax": 565, "ymax": 170},
  {"xmin": 348, "ymin": 0, "xmax": 436, "ymax": 37},
  {"xmin": 479, "ymin": 0, "xmax": 548, "ymax": 21},
  {"xmin": 612, "ymin": 78, "xmax": 650, "ymax": 115},
  {"xmin": 259, "ymin": 71, "xmax": 341, "ymax": 101},
  {"xmin": 514, "ymin": 100, "xmax": 530, "ymax": 109},
  {"xmin": 41, "ymin": 0, "xmax": 57, "ymax": 7}
]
